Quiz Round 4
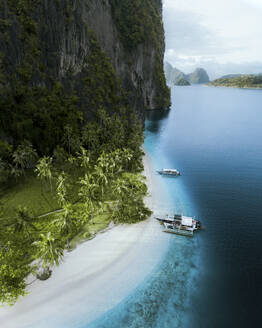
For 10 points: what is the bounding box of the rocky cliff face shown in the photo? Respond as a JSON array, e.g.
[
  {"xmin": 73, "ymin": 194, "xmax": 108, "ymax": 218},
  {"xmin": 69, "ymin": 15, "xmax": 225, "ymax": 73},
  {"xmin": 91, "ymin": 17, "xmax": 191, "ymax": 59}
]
[
  {"xmin": 0, "ymin": 0, "xmax": 170, "ymax": 152},
  {"xmin": 0, "ymin": 0, "xmax": 169, "ymax": 115}
]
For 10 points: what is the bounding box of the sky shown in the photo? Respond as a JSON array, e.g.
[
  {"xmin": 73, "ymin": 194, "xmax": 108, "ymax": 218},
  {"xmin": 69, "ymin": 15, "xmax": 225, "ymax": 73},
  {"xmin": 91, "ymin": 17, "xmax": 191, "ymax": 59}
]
[{"xmin": 163, "ymin": 0, "xmax": 262, "ymax": 79}]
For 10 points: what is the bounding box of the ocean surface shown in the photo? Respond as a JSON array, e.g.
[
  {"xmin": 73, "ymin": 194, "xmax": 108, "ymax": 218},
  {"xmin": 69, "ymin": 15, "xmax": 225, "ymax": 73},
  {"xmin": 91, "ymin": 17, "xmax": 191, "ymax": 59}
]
[{"xmin": 87, "ymin": 85, "xmax": 262, "ymax": 328}]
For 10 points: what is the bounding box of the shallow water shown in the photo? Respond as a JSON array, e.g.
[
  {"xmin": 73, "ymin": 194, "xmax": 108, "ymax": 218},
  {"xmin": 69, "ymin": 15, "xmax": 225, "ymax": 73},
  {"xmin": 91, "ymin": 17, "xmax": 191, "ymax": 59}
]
[{"xmin": 87, "ymin": 85, "xmax": 262, "ymax": 327}]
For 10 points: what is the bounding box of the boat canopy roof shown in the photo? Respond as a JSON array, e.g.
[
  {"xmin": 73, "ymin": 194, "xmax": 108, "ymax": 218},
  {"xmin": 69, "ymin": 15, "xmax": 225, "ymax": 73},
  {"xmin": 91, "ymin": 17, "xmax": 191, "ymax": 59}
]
[
  {"xmin": 181, "ymin": 216, "xmax": 193, "ymax": 226},
  {"xmin": 163, "ymin": 169, "xmax": 178, "ymax": 172}
]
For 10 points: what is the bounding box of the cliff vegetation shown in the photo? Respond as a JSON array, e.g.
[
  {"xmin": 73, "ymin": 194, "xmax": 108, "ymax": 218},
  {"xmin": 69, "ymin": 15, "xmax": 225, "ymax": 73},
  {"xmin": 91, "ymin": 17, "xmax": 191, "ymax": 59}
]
[
  {"xmin": 110, "ymin": 0, "xmax": 170, "ymax": 109},
  {"xmin": 0, "ymin": 0, "xmax": 169, "ymax": 305}
]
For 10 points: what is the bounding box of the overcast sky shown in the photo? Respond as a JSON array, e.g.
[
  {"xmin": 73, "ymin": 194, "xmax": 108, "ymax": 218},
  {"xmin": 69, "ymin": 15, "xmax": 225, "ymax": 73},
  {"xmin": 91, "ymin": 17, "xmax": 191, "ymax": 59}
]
[{"xmin": 163, "ymin": 0, "xmax": 262, "ymax": 79}]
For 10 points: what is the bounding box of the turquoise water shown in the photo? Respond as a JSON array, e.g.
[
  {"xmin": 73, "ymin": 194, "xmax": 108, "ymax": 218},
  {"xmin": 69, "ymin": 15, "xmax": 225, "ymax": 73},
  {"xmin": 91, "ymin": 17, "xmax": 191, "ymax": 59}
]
[{"xmin": 87, "ymin": 85, "xmax": 262, "ymax": 327}]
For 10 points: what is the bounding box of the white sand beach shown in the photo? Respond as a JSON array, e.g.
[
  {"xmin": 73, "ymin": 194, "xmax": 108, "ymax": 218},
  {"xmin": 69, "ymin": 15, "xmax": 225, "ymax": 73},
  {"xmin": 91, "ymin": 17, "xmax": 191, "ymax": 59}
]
[{"xmin": 0, "ymin": 153, "xmax": 170, "ymax": 328}]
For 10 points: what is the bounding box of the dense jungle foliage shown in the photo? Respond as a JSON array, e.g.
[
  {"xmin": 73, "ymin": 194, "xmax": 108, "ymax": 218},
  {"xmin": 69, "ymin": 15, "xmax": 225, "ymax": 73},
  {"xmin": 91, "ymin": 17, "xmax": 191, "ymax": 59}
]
[
  {"xmin": 110, "ymin": 0, "xmax": 162, "ymax": 50},
  {"xmin": 0, "ymin": 0, "xmax": 169, "ymax": 305}
]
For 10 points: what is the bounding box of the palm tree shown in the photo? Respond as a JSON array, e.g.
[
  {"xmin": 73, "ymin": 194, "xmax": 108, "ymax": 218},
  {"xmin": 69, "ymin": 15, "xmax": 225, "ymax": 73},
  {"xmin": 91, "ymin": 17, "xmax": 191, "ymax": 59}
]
[
  {"xmin": 96, "ymin": 167, "xmax": 108, "ymax": 204},
  {"xmin": 79, "ymin": 174, "xmax": 99, "ymax": 224},
  {"xmin": 121, "ymin": 148, "xmax": 133, "ymax": 171},
  {"xmin": 63, "ymin": 125, "xmax": 81, "ymax": 155},
  {"xmin": 7, "ymin": 206, "xmax": 37, "ymax": 241},
  {"xmin": 77, "ymin": 147, "xmax": 90, "ymax": 170},
  {"xmin": 35, "ymin": 157, "xmax": 53, "ymax": 194},
  {"xmin": 95, "ymin": 152, "xmax": 111, "ymax": 207},
  {"xmin": 110, "ymin": 173, "xmax": 148, "ymax": 223},
  {"xmin": 110, "ymin": 177, "xmax": 129, "ymax": 222},
  {"xmin": 12, "ymin": 141, "xmax": 38, "ymax": 173},
  {"xmin": 34, "ymin": 232, "xmax": 64, "ymax": 270},
  {"xmin": 112, "ymin": 177, "xmax": 129, "ymax": 199},
  {"xmin": 56, "ymin": 172, "xmax": 67, "ymax": 206},
  {"xmin": 52, "ymin": 203, "xmax": 77, "ymax": 249}
]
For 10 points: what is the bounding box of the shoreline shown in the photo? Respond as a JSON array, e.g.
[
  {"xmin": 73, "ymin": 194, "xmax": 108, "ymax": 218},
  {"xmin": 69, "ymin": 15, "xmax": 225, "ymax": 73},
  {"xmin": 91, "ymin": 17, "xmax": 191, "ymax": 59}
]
[
  {"xmin": 206, "ymin": 84, "xmax": 262, "ymax": 90},
  {"xmin": 0, "ymin": 152, "xmax": 170, "ymax": 328}
]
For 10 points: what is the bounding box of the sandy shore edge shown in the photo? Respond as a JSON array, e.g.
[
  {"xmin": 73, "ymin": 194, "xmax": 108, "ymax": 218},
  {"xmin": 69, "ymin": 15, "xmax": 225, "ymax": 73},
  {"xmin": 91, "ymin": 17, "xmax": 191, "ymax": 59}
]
[{"xmin": 0, "ymin": 152, "xmax": 169, "ymax": 328}]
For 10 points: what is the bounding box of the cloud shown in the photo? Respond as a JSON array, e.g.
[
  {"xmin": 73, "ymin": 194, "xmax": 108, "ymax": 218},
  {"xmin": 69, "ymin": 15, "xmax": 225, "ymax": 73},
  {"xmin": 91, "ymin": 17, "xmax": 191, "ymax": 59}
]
[
  {"xmin": 163, "ymin": 0, "xmax": 262, "ymax": 78},
  {"xmin": 164, "ymin": 10, "xmax": 212, "ymax": 54},
  {"xmin": 241, "ymin": 0, "xmax": 262, "ymax": 9}
]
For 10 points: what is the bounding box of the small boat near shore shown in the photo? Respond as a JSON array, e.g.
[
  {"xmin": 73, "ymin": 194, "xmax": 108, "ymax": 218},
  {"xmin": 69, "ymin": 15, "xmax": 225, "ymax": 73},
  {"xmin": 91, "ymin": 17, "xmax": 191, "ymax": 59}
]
[
  {"xmin": 157, "ymin": 169, "xmax": 181, "ymax": 176},
  {"xmin": 156, "ymin": 214, "xmax": 201, "ymax": 237}
]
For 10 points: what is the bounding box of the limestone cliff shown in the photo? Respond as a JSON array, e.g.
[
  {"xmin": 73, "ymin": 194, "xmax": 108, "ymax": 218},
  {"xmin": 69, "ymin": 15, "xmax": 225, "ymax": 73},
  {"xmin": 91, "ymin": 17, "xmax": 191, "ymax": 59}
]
[{"xmin": 0, "ymin": 0, "xmax": 170, "ymax": 120}]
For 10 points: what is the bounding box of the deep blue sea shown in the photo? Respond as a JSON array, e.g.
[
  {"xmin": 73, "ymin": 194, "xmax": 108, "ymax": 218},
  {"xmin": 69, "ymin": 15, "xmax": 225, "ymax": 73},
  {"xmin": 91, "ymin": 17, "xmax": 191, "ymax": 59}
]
[{"xmin": 88, "ymin": 85, "xmax": 262, "ymax": 328}]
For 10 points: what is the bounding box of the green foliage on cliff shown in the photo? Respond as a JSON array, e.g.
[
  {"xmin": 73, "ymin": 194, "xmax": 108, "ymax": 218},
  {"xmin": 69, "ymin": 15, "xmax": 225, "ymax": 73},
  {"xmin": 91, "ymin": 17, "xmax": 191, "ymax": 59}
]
[
  {"xmin": 0, "ymin": 0, "xmax": 158, "ymax": 305},
  {"xmin": 153, "ymin": 56, "xmax": 171, "ymax": 109},
  {"xmin": 0, "ymin": 0, "xmax": 171, "ymax": 304},
  {"xmin": 0, "ymin": 0, "xmax": 147, "ymax": 195},
  {"xmin": 110, "ymin": 0, "xmax": 162, "ymax": 50},
  {"xmin": 0, "ymin": 81, "xmax": 81, "ymax": 155},
  {"xmin": 0, "ymin": 5, "xmax": 134, "ymax": 155},
  {"xmin": 0, "ymin": 0, "xmax": 80, "ymax": 154},
  {"xmin": 80, "ymin": 29, "xmax": 124, "ymax": 114},
  {"xmin": 208, "ymin": 75, "xmax": 262, "ymax": 89},
  {"xmin": 110, "ymin": 0, "xmax": 170, "ymax": 109}
]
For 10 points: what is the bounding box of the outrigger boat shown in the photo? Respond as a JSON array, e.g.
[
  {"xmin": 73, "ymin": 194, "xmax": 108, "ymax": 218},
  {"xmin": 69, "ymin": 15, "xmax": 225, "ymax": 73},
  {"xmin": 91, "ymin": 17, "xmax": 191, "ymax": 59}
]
[
  {"xmin": 156, "ymin": 214, "xmax": 201, "ymax": 237},
  {"xmin": 157, "ymin": 169, "xmax": 181, "ymax": 176}
]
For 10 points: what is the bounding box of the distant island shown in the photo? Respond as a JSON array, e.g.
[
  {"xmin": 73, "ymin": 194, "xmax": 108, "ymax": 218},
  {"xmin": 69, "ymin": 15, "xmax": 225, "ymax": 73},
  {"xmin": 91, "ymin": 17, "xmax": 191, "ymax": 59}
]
[
  {"xmin": 208, "ymin": 74, "xmax": 262, "ymax": 89},
  {"xmin": 176, "ymin": 78, "xmax": 191, "ymax": 86},
  {"xmin": 164, "ymin": 62, "xmax": 210, "ymax": 86}
]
